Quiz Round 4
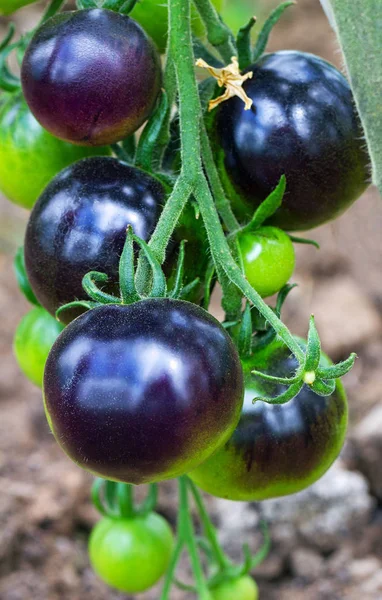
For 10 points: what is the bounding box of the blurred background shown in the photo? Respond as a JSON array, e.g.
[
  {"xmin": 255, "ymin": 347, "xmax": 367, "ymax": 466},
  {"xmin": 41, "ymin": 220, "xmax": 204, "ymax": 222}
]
[{"xmin": 0, "ymin": 0, "xmax": 381, "ymax": 598}]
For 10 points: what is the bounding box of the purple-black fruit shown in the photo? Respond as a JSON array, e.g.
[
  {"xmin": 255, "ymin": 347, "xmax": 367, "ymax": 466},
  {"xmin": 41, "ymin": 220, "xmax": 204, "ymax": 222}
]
[
  {"xmin": 24, "ymin": 157, "xmax": 164, "ymax": 323},
  {"xmin": 43, "ymin": 299, "xmax": 244, "ymax": 484},
  {"xmin": 21, "ymin": 9, "xmax": 161, "ymax": 146}
]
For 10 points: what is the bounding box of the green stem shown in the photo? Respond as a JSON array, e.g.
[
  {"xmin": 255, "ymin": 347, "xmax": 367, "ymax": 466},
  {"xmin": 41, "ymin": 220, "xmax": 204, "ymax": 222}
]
[
  {"xmin": 160, "ymin": 538, "xmax": 184, "ymax": 599},
  {"xmin": 192, "ymin": 0, "xmax": 236, "ymax": 63},
  {"xmin": 188, "ymin": 478, "xmax": 231, "ymax": 571},
  {"xmin": 200, "ymin": 123, "xmax": 240, "ymax": 232},
  {"xmin": 40, "ymin": 0, "xmax": 66, "ymax": 24},
  {"xmin": 195, "ymin": 175, "xmax": 305, "ymax": 362}
]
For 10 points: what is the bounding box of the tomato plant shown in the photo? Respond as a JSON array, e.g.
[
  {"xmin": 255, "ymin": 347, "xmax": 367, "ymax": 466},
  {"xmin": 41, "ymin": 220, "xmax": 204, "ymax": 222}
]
[
  {"xmin": 238, "ymin": 226, "xmax": 295, "ymax": 298},
  {"xmin": 13, "ymin": 306, "xmax": 63, "ymax": 387},
  {"xmin": 213, "ymin": 51, "xmax": 370, "ymax": 230},
  {"xmin": 89, "ymin": 513, "xmax": 174, "ymax": 593},
  {"xmin": 4, "ymin": 0, "xmax": 374, "ymax": 597},
  {"xmin": 131, "ymin": 0, "xmax": 224, "ymax": 53},
  {"xmin": 21, "ymin": 9, "xmax": 162, "ymax": 146},
  {"xmin": 0, "ymin": 94, "xmax": 110, "ymax": 209}
]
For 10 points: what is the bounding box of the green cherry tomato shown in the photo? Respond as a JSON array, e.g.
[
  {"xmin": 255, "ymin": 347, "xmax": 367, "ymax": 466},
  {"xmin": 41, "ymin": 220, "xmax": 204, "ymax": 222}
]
[
  {"xmin": 0, "ymin": 93, "xmax": 110, "ymax": 209},
  {"xmin": 131, "ymin": 0, "xmax": 224, "ymax": 53},
  {"xmin": 89, "ymin": 513, "xmax": 174, "ymax": 593},
  {"xmin": 238, "ymin": 226, "xmax": 295, "ymax": 297},
  {"xmin": 211, "ymin": 576, "xmax": 259, "ymax": 600},
  {"xmin": 0, "ymin": 0, "xmax": 36, "ymax": 15},
  {"xmin": 13, "ymin": 306, "xmax": 64, "ymax": 387}
]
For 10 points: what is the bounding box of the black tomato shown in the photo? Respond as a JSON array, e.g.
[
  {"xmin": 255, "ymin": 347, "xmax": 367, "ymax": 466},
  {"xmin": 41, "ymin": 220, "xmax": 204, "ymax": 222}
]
[
  {"xmin": 24, "ymin": 157, "xmax": 164, "ymax": 323},
  {"xmin": 21, "ymin": 9, "xmax": 161, "ymax": 146},
  {"xmin": 189, "ymin": 340, "xmax": 348, "ymax": 500},
  {"xmin": 43, "ymin": 299, "xmax": 244, "ymax": 484},
  {"xmin": 214, "ymin": 51, "xmax": 370, "ymax": 230}
]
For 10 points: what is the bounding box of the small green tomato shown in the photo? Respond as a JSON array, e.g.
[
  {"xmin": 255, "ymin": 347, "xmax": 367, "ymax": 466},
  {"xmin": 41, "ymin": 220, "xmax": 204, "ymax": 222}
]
[
  {"xmin": 13, "ymin": 306, "xmax": 63, "ymax": 387},
  {"xmin": 88, "ymin": 513, "xmax": 174, "ymax": 593},
  {"xmin": 238, "ymin": 226, "xmax": 295, "ymax": 297},
  {"xmin": 211, "ymin": 575, "xmax": 259, "ymax": 600}
]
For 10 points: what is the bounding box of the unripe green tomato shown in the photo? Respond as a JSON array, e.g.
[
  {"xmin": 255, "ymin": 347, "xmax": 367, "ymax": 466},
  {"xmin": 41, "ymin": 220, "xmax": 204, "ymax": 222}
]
[
  {"xmin": 13, "ymin": 306, "xmax": 64, "ymax": 387},
  {"xmin": 0, "ymin": 93, "xmax": 110, "ymax": 209},
  {"xmin": 238, "ymin": 226, "xmax": 295, "ymax": 297},
  {"xmin": 89, "ymin": 513, "xmax": 174, "ymax": 593},
  {"xmin": 0, "ymin": 0, "xmax": 36, "ymax": 15},
  {"xmin": 211, "ymin": 576, "xmax": 259, "ymax": 600},
  {"xmin": 131, "ymin": 0, "xmax": 224, "ymax": 53}
]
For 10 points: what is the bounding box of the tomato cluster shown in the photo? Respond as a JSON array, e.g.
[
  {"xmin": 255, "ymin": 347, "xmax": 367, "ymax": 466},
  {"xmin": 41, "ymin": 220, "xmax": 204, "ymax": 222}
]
[{"xmin": 2, "ymin": 0, "xmax": 367, "ymax": 597}]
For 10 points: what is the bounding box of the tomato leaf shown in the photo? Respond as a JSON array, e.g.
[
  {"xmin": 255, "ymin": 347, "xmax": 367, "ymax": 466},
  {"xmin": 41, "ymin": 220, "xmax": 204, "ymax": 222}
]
[
  {"xmin": 241, "ymin": 175, "xmax": 286, "ymax": 232},
  {"xmin": 252, "ymin": 1, "xmax": 295, "ymax": 63},
  {"xmin": 237, "ymin": 16, "xmax": 257, "ymax": 70}
]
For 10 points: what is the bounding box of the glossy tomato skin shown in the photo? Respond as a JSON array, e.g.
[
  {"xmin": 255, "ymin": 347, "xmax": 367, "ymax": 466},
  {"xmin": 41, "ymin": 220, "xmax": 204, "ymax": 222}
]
[
  {"xmin": 13, "ymin": 306, "xmax": 63, "ymax": 388},
  {"xmin": 215, "ymin": 51, "xmax": 369, "ymax": 231},
  {"xmin": 0, "ymin": 94, "xmax": 110, "ymax": 209},
  {"xmin": 89, "ymin": 513, "xmax": 173, "ymax": 593},
  {"xmin": 238, "ymin": 226, "xmax": 295, "ymax": 298},
  {"xmin": 189, "ymin": 340, "xmax": 348, "ymax": 501},
  {"xmin": 21, "ymin": 9, "xmax": 161, "ymax": 146},
  {"xmin": 24, "ymin": 157, "xmax": 164, "ymax": 323},
  {"xmin": 131, "ymin": 0, "xmax": 224, "ymax": 54},
  {"xmin": 211, "ymin": 576, "xmax": 259, "ymax": 600},
  {"xmin": 0, "ymin": 0, "xmax": 35, "ymax": 15},
  {"xmin": 43, "ymin": 300, "xmax": 244, "ymax": 484}
]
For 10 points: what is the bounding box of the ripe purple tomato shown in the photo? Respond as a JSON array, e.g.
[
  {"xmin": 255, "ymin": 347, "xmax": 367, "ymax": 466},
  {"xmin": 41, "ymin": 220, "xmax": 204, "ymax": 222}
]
[
  {"xmin": 43, "ymin": 299, "xmax": 244, "ymax": 484},
  {"xmin": 214, "ymin": 51, "xmax": 370, "ymax": 230},
  {"xmin": 21, "ymin": 9, "xmax": 162, "ymax": 146},
  {"xmin": 24, "ymin": 157, "xmax": 165, "ymax": 323}
]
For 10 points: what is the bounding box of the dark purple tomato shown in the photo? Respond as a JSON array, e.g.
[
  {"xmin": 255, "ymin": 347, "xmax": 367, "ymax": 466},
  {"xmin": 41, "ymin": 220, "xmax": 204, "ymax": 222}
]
[
  {"xmin": 21, "ymin": 9, "xmax": 161, "ymax": 146},
  {"xmin": 189, "ymin": 339, "xmax": 348, "ymax": 500},
  {"xmin": 43, "ymin": 299, "xmax": 244, "ymax": 484},
  {"xmin": 214, "ymin": 51, "xmax": 369, "ymax": 231},
  {"xmin": 24, "ymin": 157, "xmax": 164, "ymax": 323}
]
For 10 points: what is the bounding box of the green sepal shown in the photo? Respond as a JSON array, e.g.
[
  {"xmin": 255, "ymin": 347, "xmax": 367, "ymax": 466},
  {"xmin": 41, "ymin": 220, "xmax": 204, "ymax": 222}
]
[
  {"xmin": 275, "ymin": 283, "xmax": 298, "ymax": 317},
  {"xmin": 237, "ymin": 16, "xmax": 257, "ymax": 70},
  {"xmin": 91, "ymin": 479, "xmax": 110, "ymax": 518},
  {"xmin": 251, "ymin": 370, "xmax": 300, "ymax": 385},
  {"xmin": 238, "ymin": 302, "xmax": 253, "ymax": 359},
  {"xmin": 13, "ymin": 247, "xmax": 39, "ymax": 306},
  {"xmin": 118, "ymin": 0, "xmax": 139, "ymax": 14},
  {"xmin": 40, "ymin": 0, "xmax": 66, "ymax": 23},
  {"xmin": 253, "ymin": 1, "xmax": 295, "ymax": 63},
  {"xmin": 119, "ymin": 226, "xmax": 141, "ymax": 304},
  {"xmin": 82, "ymin": 271, "xmax": 122, "ymax": 304},
  {"xmin": 310, "ymin": 378, "xmax": 336, "ymax": 397},
  {"xmin": 135, "ymin": 484, "xmax": 158, "ymax": 517},
  {"xmin": 253, "ymin": 379, "xmax": 304, "ymax": 405},
  {"xmin": 178, "ymin": 277, "xmax": 201, "ymax": 300},
  {"xmin": 169, "ymin": 240, "xmax": 186, "ymax": 299},
  {"xmin": 55, "ymin": 300, "xmax": 100, "ymax": 322},
  {"xmin": 202, "ymin": 262, "xmax": 216, "ymax": 311},
  {"xmin": 111, "ymin": 143, "xmax": 131, "ymax": 163},
  {"xmin": 249, "ymin": 520, "xmax": 271, "ymax": 570},
  {"xmin": 288, "ymin": 235, "xmax": 320, "ymax": 249},
  {"xmin": 241, "ymin": 175, "xmax": 286, "ymax": 233},
  {"xmin": 133, "ymin": 235, "xmax": 167, "ymax": 298},
  {"xmin": 76, "ymin": 0, "xmax": 98, "ymax": 9},
  {"xmin": 199, "ymin": 77, "xmax": 219, "ymax": 114},
  {"xmin": 304, "ymin": 315, "xmax": 321, "ymax": 372},
  {"xmin": 0, "ymin": 24, "xmax": 15, "ymax": 52},
  {"xmin": 317, "ymin": 352, "xmax": 357, "ymax": 379},
  {"xmin": 121, "ymin": 135, "xmax": 136, "ymax": 162},
  {"xmin": 135, "ymin": 90, "xmax": 170, "ymax": 172}
]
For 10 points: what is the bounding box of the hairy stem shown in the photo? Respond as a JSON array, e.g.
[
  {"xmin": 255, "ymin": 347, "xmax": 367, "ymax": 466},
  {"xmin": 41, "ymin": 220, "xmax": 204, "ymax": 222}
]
[{"xmin": 192, "ymin": 0, "xmax": 236, "ymax": 62}]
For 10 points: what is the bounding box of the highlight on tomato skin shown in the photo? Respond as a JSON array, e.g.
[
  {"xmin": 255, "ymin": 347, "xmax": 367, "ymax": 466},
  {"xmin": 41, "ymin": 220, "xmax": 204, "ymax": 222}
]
[
  {"xmin": 0, "ymin": 94, "xmax": 110, "ymax": 210},
  {"xmin": 214, "ymin": 50, "xmax": 370, "ymax": 231},
  {"xmin": 21, "ymin": 9, "xmax": 162, "ymax": 146},
  {"xmin": 24, "ymin": 157, "xmax": 165, "ymax": 324},
  {"xmin": 189, "ymin": 339, "xmax": 348, "ymax": 501},
  {"xmin": 43, "ymin": 299, "xmax": 244, "ymax": 485},
  {"xmin": 89, "ymin": 513, "xmax": 174, "ymax": 594}
]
